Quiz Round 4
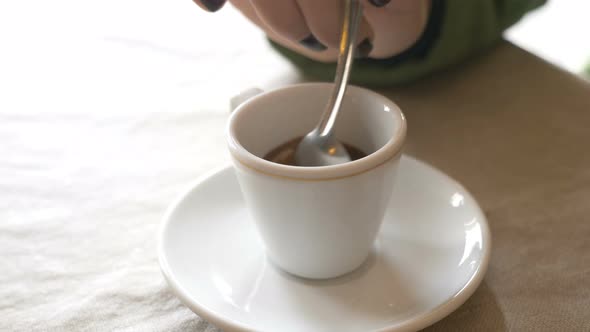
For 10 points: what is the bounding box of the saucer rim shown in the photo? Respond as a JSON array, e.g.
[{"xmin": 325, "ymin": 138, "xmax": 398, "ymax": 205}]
[{"xmin": 158, "ymin": 156, "xmax": 492, "ymax": 332}]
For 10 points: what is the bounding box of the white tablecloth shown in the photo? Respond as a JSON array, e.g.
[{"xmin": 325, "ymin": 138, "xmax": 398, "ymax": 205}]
[
  {"xmin": 1, "ymin": 112, "xmax": 229, "ymax": 331},
  {"xmin": 1, "ymin": 1, "xmax": 287, "ymax": 330}
]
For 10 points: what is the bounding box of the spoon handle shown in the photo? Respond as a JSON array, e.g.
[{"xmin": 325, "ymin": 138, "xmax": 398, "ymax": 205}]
[{"xmin": 316, "ymin": 0, "xmax": 363, "ymax": 137}]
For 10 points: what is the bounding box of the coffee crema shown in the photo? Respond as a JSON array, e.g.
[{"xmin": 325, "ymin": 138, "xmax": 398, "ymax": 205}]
[{"xmin": 263, "ymin": 137, "xmax": 367, "ymax": 166}]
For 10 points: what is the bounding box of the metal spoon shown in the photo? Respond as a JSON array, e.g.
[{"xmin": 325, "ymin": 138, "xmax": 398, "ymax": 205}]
[{"xmin": 294, "ymin": 0, "xmax": 363, "ymax": 167}]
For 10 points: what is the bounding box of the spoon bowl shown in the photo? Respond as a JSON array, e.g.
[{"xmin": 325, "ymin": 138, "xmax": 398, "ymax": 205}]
[
  {"xmin": 294, "ymin": 0, "xmax": 363, "ymax": 167},
  {"xmin": 295, "ymin": 130, "xmax": 350, "ymax": 167}
]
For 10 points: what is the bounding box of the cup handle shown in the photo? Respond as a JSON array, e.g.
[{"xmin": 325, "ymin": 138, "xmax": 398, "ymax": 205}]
[{"xmin": 230, "ymin": 88, "xmax": 264, "ymax": 113}]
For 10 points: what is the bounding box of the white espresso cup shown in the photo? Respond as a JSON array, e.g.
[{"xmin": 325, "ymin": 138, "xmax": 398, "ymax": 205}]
[{"xmin": 228, "ymin": 83, "xmax": 406, "ymax": 279}]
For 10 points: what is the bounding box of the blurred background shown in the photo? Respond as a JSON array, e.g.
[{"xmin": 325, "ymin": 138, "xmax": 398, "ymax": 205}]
[
  {"xmin": 506, "ymin": 0, "xmax": 590, "ymax": 75},
  {"xmin": 0, "ymin": 0, "xmax": 588, "ymax": 115}
]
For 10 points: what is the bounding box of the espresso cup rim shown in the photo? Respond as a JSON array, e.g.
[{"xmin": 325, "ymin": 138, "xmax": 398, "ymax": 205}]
[{"xmin": 227, "ymin": 83, "xmax": 406, "ymax": 181}]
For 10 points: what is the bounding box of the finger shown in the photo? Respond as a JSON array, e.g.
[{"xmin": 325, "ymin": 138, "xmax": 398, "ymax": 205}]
[
  {"xmin": 367, "ymin": 0, "xmax": 391, "ymax": 8},
  {"xmin": 228, "ymin": 0, "xmax": 265, "ymax": 27},
  {"xmin": 363, "ymin": 0, "xmax": 430, "ymax": 58},
  {"xmin": 192, "ymin": 0, "xmax": 227, "ymax": 12},
  {"xmin": 250, "ymin": 0, "xmax": 326, "ymax": 51},
  {"xmin": 296, "ymin": 0, "xmax": 374, "ymax": 57},
  {"xmin": 229, "ymin": 0, "xmax": 339, "ymax": 62}
]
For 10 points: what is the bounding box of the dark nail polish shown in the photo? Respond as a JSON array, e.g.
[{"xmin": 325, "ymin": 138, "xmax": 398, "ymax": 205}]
[
  {"xmin": 299, "ymin": 35, "xmax": 327, "ymax": 52},
  {"xmin": 356, "ymin": 38, "xmax": 373, "ymax": 58},
  {"xmin": 369, "ymin": 0, "xmax": 391, "ymax": 7},
  {"xmin": 200, "ymin": 0, "xmax": 225, "ymax": 12}
]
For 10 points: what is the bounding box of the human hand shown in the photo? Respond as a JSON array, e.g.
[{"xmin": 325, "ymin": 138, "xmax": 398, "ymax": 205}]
[{"xmin": 192, "ymin": 0, "xmax": 431, "ymax": 62}]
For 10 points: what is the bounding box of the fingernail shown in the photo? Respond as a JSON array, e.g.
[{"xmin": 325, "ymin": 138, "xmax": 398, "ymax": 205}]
[
  {"xmin": 299, "ymin": 35, "xmax": 327, "ymax": 52},
  {"xmin": 356, "ymin": 38, "xmax": 373, "ymax": 58},
  {"xmin": 199, "ymin": 0, "xmax": 225, "ymax": 12},
  {"xmin": 369, "ymin": 0, "xmax": 391, "ymax": 7}
]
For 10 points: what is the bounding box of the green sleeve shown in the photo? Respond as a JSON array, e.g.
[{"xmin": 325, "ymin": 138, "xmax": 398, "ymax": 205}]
[{"xmin": 270, "ymin": 0, "xmax": 546, "ymax": 86}]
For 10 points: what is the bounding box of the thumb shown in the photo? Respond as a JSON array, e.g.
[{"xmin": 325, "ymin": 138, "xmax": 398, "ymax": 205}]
[{"xmin": 192, "ymin": 0, "xmax": 227, "ymax": 12}]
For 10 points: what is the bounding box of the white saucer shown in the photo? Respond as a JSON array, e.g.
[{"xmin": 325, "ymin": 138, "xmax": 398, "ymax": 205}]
[{"xmin": 158, "ymin": 156, "xmax": 491, "ymax": 332}]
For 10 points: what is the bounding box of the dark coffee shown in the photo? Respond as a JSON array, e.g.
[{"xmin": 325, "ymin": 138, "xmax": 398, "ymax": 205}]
[{"xmin": 263, "ymin": 137, "xmax": 367, "ymax": 166}]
